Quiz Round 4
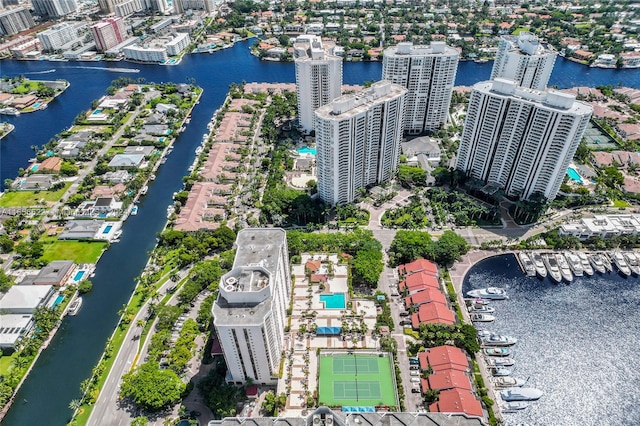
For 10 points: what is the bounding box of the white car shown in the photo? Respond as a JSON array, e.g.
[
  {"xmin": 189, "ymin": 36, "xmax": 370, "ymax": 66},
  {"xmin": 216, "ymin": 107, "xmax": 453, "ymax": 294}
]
[
  {"xmin": 410, "ymin": 371, "xmax": 420, "ymax": 376},
  {"xmin": 410, "ymin": 377, "xmax": 420, "ymax": 383}
]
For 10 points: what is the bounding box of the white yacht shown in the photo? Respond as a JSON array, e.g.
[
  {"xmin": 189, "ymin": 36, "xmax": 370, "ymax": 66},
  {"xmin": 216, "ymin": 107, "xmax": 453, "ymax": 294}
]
[
  {"xmin": 68, "ymin": 297, "xmax": 83, "ymax": 316},
  {"xmin": 502, "ymin": 401, "xmax": 530, "ymax": 412},
  {"xmin": 500, "ymin": 387, "xmax": 544, "ymax": 402},
  {"xmin": 542, "ymin": 254, "xmax": 562, "ymax": 283},
  {"xmin": 471, "ymin": 313, "xmax": 495, "ymax": 322},
  {"xmin": 466, "ymin": 287, "xmax": 508, "ymax": 300},
  {"xmin": 469, "ymin": 305, "xmax": 495, "ymax": 314},
  {"xmin": 612, "ymin": 252, "xmax": 632, "ymax": 277},
  {"xmin": 530, "ymin": 252, "xmax": 547, "ymax": 278},
  {"xmin": 588, "ymin": 253, "xmax": 607, "ymax": 274},
  {"xmin": 564, "ymin": 252, "xmax": 584, "ymax": 277},
  {"xmin": 0, "ymin": 107, "xmax": 20, "ymax": 116},
  {"xmin": 479, "ymin": 331, "xmax": 518, "ymax": 347},
  {"xmin": 518, "ymin": 252, "xmax": 536, "ymax": 277},
  {"xmin": 491, "ymin": 367, "xmax": 512, "ymax": 376},
  {"xmin": 556, "ymin": 253, "xmax": 573, "ymax": 283},
  {"xmin": 577, "ymin": 252, "xmax": 594, "ymax": 276},
  {"xmin": 493, "ymin": 376, "xmax": 526, "ymax": 388},
  {"xmin": 623, "ymin": 252, "xmax": 640, "ymax": 276},
  {"xmin": 488, "ymin": 358, "xmax": 515, "ymax": 367}
]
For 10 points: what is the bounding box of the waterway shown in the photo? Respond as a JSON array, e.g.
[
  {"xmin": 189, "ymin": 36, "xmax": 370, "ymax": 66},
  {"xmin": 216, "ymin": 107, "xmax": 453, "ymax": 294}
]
[
  {"xmin": 0, "ymin": 40, "xmax": 639, "ymax": 424},
  {"xmin": 464, "ymin": 254, "xmax": 640, "ymax": 426}
]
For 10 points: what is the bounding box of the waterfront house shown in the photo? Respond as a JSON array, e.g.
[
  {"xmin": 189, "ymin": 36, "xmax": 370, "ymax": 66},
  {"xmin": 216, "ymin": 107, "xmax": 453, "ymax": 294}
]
[
  {"xmin": 9, "ymin": 95, "xmax": 37, "ymax": 109},
  {"xmin": 141, "ymin": 124, "xmax": 170, "ymax": 136},
  {"xmin": 429, "ymin": 388, "xmax": 484, "ymax": 419},
  {"xmin": 108, "ymin": 153, "xmax": 145, "ymax": 169},
  {"xmin": 39, "ymin": 156, "xmax": 63, "ymax": 173},
  {"xmin": 411, "ymin": 302, "xmax": 456, "ymax": 327},
  {"xmin": 33, "ymin": 260, "xmax": 74, "ymax": 286},
  {"xmin": 92, "ymin": 184, "xmax": 126, "ymax": 199},
  {"xmin": 0, "ymin": 313, "xmax": 35, "ymax": 350},
  {"xmin": 419, "ymin": 345, "xmax": 470, "ymax": 373},
  {"xmin": 398, "ymin": 258, "xmax": 439, "ymax": 276},
  {"xmin": 0, "ymin": 285, "xmax": 55, "ymax": 314},
  {"xmin": 58, "ymin": 219, "xmax": 105, "ymax": 240},
  {"xmin": 427, "ymin": 369, "xmax": 473, "ymax": 391},
  {"xmin": 76, "ymin": 197, "xmax": 123, "ymax": 218},
  {"xmin": 56, "ymin": 140, "xmax": 87, "ymax": 158},
  {"xmin": 123, "ymin": 145, "xmax": 155, "ymax": 157},
  {"xmin": 12, "ymin": 174, "xmax": 54, "ymax": 191},
  {"xmin": 404, "ymin": 287, "xmax": 447, "ymax": 308},
  {"xmin": 559, "ymin": 214, "xmax": 640, "ymax": 240},
  {"xmin": 103, "ymin": 170, "xmax": 131, "ymax": 184}
]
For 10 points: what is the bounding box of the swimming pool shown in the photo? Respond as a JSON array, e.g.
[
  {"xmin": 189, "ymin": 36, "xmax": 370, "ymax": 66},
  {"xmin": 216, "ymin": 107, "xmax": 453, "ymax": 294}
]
[
  {"xmin": 32, "ymin": 102, "xmax": 41, "ymax": 108},
  {"xmin": 103, "ymin": 225, "xmax": 113, "ymax": 234},
  {"xmin": 567, "ymin": 167, "xmax": 582, "ymax": 183},
  {"xmin": 320, "ymin": 293, "xmax": 346, "ymax": 309},
  {"xmin": 92, "ymin": 109, "xmax": 103, "ymax": 115},
  {"xmin": 30, "ymin": 164, "xmax": 39, "ymax": 172},
  {"xmin": 297, "ymin": 146, "xmax": 317, "ymax": 156},
  {"xmin": 73, "ymin": 270, "xmax": 85, "ymax": 281},
  {"xmin": 52, "ymin": 294, "xmax": 64, "ymax": 308}
]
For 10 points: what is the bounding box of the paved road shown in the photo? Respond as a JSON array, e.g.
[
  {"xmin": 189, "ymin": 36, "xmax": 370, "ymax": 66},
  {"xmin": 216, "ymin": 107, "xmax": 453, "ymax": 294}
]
[{"xmin": 88, "ymin": 268, "xmax": 186, "ymax": 426}]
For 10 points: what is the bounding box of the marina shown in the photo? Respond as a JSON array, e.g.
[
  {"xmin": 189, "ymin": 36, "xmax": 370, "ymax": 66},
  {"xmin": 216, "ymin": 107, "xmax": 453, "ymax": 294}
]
[{"xmin": 516, "ymin": 251, "xmax": 640, "ymax": 281}]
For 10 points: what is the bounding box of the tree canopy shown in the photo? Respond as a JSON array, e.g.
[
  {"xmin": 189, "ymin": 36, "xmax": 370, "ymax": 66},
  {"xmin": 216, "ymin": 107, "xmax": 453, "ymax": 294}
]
[
  {"xmin": 120, "ymin": 361, "xmax": 185, "ymax": 411},
  {"xmin": 389, "ymin": 230, "xmax": 469, "ymax": 267}
]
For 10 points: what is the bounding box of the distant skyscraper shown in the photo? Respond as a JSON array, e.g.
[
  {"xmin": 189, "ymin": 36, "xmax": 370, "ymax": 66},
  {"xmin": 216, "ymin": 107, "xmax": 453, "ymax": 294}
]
[
  {"xmin": 91, "ymin": 17, "xmax": 127, "ymax": 52},
  {"xmin": 0, "ymin": 7, "xmax": 34, "ymax": 36},
  {"xmin": 31, "ymin": 0, "xmax": 78, "ymax": 18},
  {"xmin": 314, "ymin": 81, "xmax": 406, "ymax": 205},
  {"xmin": 294, "ymin": 35, "xmax": 342, "ymax": 133},
  {"xmin": 456, "ymin": 78, "xmax": 592, "ymax": 201},
  {"xmin": 382, "ymin": 41, "xmax": 459, "ymax": 135},
  {"xmin": 213, "ymin": 228, "xmax": 291, "ymax": 385},
  {"xmin": 490, "ymin": 32, "xmax": 556, "ymax": 91}
]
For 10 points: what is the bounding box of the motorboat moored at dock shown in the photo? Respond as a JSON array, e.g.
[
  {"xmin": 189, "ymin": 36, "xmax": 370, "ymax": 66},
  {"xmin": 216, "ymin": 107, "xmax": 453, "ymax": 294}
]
[
  {"xmin": 518, "ymin": 252, "xmax": 537, "ymax": 277},
  {"xmin": 501, "ymin": 401, "xmax": 530, "ymax": 412},
  {"xmin": 488, "ymin": 357, "xmax": 515, "ymax": 367},
  {"xmin": 556, "ymin": 253, "xmax": 574, "ymax": 283},
  {"xmin": 588, "ymin": 253, "xmax": 607, "ymax": 274},
  {"xmin": 468, "ymin": 304, "xmax": 495, "ymax": 314},
  {"xmin": 500, "ymin": 387, "xmax": 544, "ymax": 402},
  {"xmin": 611, "ymin": 252, "xmax": 631, "ymax": 277},
  {"xmin": 577, "ymin": 252, "xmax": 594, "ymax": 276},
  {"xmin": 466, "ymin": 287, "xmax": 508, "ymax": 300},
  {"xmin": 479, "ymin": 330, "xmax": 518, "ymax": 347},
  {"xmin": 493, "ymin": 376, "xmax": 526, "ymax": 388},
  {"xmin": 484, "ymin": 347, "xmax": 511, "ymax": 357},
  {"xmin": 623, "ymin": 252, "xmax": 640, "ymax": 276},
  {"xmin": 491, "ymin": 367, "xmax": 513, "ymax": 376},
  {"xmin": 542, "ymin": 254, "xmax": 562, "ymax": 283},
  {"xmin": 68, "ymin": 297, "xmax": 83, "ymax": 316},
  {"xmin": 564, "ymin": 252, "xmax": 584, "ymax": 277},
  {"xmin": 530, "ymin": 252, "xmax": 547, "ymax": 278},
  {"xmin": 471, "ymin": 313, "xmax": 496, "ymax": 322}
]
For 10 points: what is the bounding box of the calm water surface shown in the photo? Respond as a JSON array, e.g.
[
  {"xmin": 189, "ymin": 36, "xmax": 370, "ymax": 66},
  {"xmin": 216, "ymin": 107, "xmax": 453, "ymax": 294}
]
[
  {"xmin": 464, "ymin": 254, "xmax": 640, "ymax": 426},
  {"xmin": 1, "ymin": 41, "xmax": 639, "ymax": 424}
]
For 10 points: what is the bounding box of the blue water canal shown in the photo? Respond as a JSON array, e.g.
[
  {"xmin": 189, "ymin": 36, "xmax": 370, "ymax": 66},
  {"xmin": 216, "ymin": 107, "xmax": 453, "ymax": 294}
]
[{"xmin": 0, "ymin": 40, "xmax": 639, "ymax": 424}]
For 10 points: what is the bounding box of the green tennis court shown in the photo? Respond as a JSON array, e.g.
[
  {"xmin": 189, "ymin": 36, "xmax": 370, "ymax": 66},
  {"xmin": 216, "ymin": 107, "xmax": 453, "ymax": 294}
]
[{"xmin": 318, "ymin": 353, "xmax": 397, "ymax": 407}]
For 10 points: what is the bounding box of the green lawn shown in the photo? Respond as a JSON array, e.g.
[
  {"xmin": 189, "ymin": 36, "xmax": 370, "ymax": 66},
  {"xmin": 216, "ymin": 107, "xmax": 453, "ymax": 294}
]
[
  {"xmin": 612, "ymin": 199, "xmax": 631, "ymax": 208},
  {"xmin": 0, "ymin": 353, "xmax": 15, "ymax": 375},
  {"xmin": 0, "ymin": 183, "xmax": 71, "ymax": 207},
  {"xmin": 512, "ymin": 27, "xmax": 530, "ymax": 35},
  {"xmin": 11, "ymin": 81, "xmax": 39, "ymax": 95},
  {"xmin": 40, "ymin": 240, "xmax": 107, "ymax": 263}
]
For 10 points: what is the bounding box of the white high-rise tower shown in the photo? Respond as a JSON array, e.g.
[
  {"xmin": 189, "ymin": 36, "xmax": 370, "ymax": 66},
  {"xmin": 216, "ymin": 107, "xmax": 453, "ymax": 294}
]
[
  {"xmin": 213, "ymin": 229, "xmax": 291, "ymax": 385},
  {"xmin": 382, "ymin": 41, "xmax": 459, "ymax": 135},
  {"xmin": 314, "ymin": 81, "xmax": 407, "ymax": 205},
  {"xmin": 294, "ymin": 35, "xmax": 342, "ymax": 133},
  {"xmin": 490, "ymin": 32, "xmax": 556, "ymax": 91},
  {"xmin": 456, "ymin": 79, "xmax": 592, "ymax": 201}
]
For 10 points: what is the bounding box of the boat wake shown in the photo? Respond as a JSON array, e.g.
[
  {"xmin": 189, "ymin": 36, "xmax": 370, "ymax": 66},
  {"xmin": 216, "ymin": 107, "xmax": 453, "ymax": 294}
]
[
  {"xmin": 23, "ymin": 69, "xmax": 56, "ymax": 74},
  {"xmin": 72, "ymin": 66, "xmax": 140, "ymax": 73}
]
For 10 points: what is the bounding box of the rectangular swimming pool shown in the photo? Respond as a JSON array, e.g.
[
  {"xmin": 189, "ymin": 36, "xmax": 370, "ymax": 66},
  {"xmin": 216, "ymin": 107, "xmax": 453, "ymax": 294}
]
[
  {"xmin": 567, "ymin": 167, "xmax": 582, "ymax": 182},
  {"xmin": 102, "ymin": 225, "xmax": 113, "ymax": 234},
  {"xmin": 320, "ymin": 293, "xmax": 346, "ymax": 309},
  {"xmin": 74, "ymin": 270, "xmax": 85, "ymax": 281},
  {"xmin": 52, "ymin": 294, "xmax": 64, "ymax": 307}
]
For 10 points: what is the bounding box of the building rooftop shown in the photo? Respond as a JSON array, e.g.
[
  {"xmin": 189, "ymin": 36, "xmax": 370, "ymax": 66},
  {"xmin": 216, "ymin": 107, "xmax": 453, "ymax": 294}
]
[
  {"xmin": 0, "ymin": 285, "xmax": 54, "ymax": 312},
  {"xmin": 315, "ymin": 81, "xmax": 406, "ymax": 120},
  {"xmin": 34, "ymin": 260, "xmax": 74, "ymax": 286},
  {"xmin": 499, "ymin": 31, "xmax": 555, "ymax": 57},
  {"xmin": 384, "ymin": 41, "xmax": 459, "ymax": 57},
  {"xmin": 429, "ymin": 388, "xmax": 484, "ymax": 419}
]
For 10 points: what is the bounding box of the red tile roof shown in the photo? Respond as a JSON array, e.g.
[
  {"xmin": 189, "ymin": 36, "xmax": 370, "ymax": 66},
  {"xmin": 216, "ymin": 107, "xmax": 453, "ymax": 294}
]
[
  {"xmin": 417, "ymin": 302, "xmax": 455, "ymax": 326},
  {"xmin": 428, "ymin": 369, "xmax": 473, "ymax": 391},
  {"xmin": 405, "ymin": 288, "xmax": 447, "ymax": 307},
  {"xmin": 398, "ymin": 271, "xmax": 440, "ymax": 292},
  {"xmin": 310, "ymin": 274, "xmax": 327, "ymax": 283},
  {"xmin": 399, "ymin": 259, "xmax": 438, "ymax": 276},
  {"xmin": 305, "ymin": 260, "xmax": 321, "ymax": 273},
  {"xmin": 427, "ymin": 345, "xmax": 469, "ymax": 372},
  {"xmin": 429, "ymin": 388, "xmax": 483, "ymax": 418}
]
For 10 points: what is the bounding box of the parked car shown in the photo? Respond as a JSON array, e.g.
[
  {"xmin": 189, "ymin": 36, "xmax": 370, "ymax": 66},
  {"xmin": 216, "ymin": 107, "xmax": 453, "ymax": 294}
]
[
  {"xmin": 399, "ymin": 311, "xmax": 410, "ymax": 317},
  {"xmin": 410, "ymin": 371, "xmax": 420, "ymax": 376},
  {"xmin": 410, "ymin": 365, "xmax": 420, "ymax": 370},
  {"xmin": 410, "ymin": 377, "xmax": 420, "ymax": 383},
  {"xmin": 411, "ymin": 388, "xmax": 421, "ymax": 393},
  {"xmin": 409, "ymin": 358, "xmax": 419, "ymax": 365},
  {"xmin": 399, "ymin": 320, "xmax": 412, "ymax": 326}
]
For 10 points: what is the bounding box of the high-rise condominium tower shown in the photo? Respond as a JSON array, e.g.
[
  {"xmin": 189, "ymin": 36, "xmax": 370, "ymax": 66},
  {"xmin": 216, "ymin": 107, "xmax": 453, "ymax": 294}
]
[
  {"xmin": 91, "ymin": 17, "xmax": 127, "ymax": 52},
  {"xmin": 294, "ymin": 35, "xmax": 342, "ymax": 133},
  {"xmin": 382, "ymin": 42, "xmax": 459, "ymax": 135},
  {"xmin": 314, "ymin": 81, "xmax": 407, "ymax": 205},
  {"xmin": 456, "ymin": 78, "xmax": 592, "ymax": 201},
  {"xmin": 213, "ymin": 229, "xmax": 291, "ymax": 385},
  {"xmin": 31, "ymin": 0, "xmax": 77, "ymax": 18},
  {"xmin": 490, "ymin": 32, "xmax": 556, "ymax": 91}
]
